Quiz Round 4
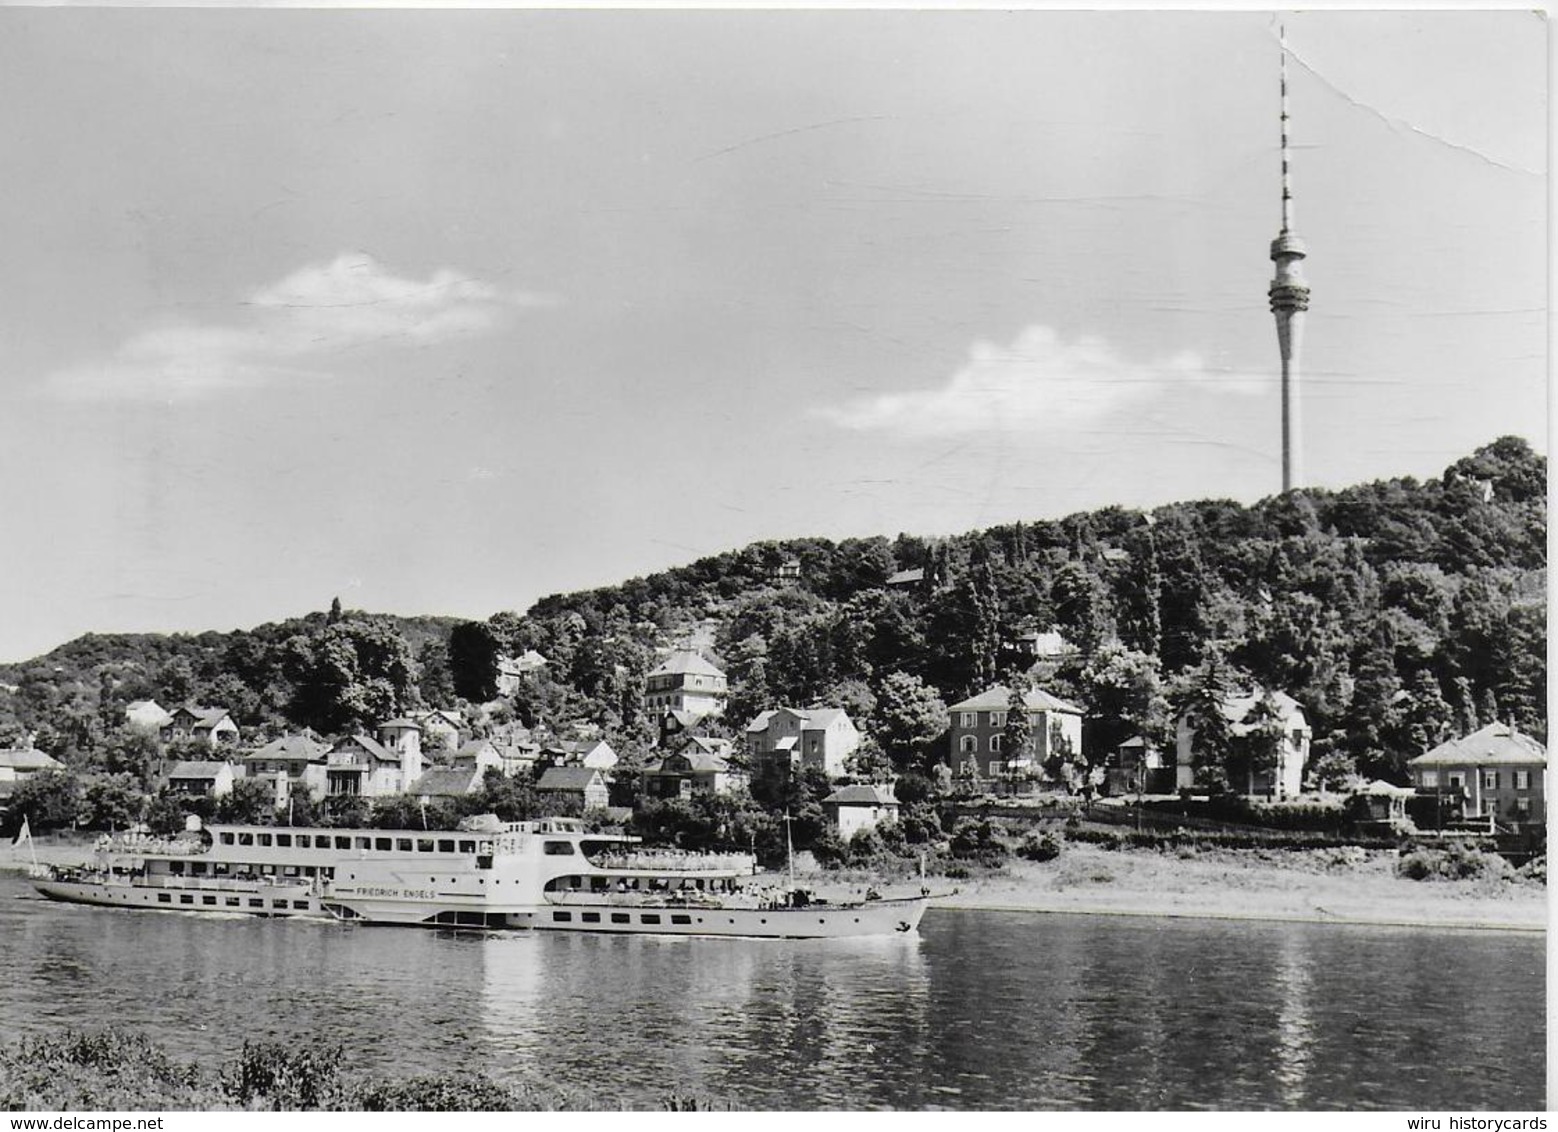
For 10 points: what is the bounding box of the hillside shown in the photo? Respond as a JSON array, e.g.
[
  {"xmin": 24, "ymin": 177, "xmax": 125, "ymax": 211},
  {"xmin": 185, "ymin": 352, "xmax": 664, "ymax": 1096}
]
[{"xmin": 0, "ymin": 437, "xmax": 1544, "ymax": 788}]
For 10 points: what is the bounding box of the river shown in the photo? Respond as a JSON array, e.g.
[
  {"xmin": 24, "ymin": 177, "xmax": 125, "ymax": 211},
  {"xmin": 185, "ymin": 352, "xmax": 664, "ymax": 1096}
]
[{"xmin": 0, "ymin": 873, "xmax": 1543, "ymax": 1110}]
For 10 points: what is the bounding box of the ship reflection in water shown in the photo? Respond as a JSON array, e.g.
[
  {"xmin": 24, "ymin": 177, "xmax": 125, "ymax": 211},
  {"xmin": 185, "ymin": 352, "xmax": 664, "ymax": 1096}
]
[
  {"xmin": 0, "ymin": 873, "xmax": 1544, "ymax": 1111},
  {"xmin": 478, "ymin": 929, "xmax": 930, "ymax": 1108}
]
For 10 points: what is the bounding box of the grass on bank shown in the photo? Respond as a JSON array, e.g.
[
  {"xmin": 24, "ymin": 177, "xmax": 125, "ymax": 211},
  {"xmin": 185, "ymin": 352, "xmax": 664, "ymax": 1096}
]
[{"xmin": 0, "ymin": 1029, "xmax": 727, "ymax": 1112}]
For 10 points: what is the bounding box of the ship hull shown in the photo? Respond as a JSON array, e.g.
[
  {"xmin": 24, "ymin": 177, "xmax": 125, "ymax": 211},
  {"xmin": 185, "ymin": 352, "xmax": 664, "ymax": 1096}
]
[
  {"xmin": 32, "ymin": 878, "xmax": 326, "ymax": 919},
  {"xmin": 511, "ymin": 896, "xmax": 928, "ymax": 938}
]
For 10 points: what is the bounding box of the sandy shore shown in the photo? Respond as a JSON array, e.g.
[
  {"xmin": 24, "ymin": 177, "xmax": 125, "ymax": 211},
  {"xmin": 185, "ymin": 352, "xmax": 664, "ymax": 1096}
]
[
  {"xmin": 929, "ymin": 844, "xmax": 1547, "ymax": 932},
  {"xmin": 3, "ymin": 837, "xmax": 1544, "ymax": 932}
]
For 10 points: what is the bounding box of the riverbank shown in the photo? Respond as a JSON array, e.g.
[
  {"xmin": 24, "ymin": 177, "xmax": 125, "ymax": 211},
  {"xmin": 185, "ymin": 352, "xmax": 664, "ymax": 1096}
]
[
  {"xmin": 5, "ymin": 834, "xmax": 1543, "ymax": 932},
  {"xmin": 925, "ymin": 843, "xmax": 1547, "ymax": 931}
]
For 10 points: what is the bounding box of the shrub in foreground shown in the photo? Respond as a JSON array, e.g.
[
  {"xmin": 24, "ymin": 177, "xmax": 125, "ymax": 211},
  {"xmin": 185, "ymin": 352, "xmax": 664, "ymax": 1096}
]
[
  {"xmin": 1016, "ymin": 832, "xmax": 1062, "ymax": 862},
  {"xmin": 0, "ymin": 1029, "xmax": 219, "ymax": 1110},
  {"xmin": 1396, "ymin": 842, "xmax": 1516, "ymax": 883},
  {"xmin": 0, "ymin": 1029, "xmax": 730, "ymax": 1111},
  {"xmin": 222, "ymin": 1041, "xmax": 344, "ymax": 1110},
  {"xmin": 948, "ymin": 819, "xmax": 1008, "ymax": 866}
]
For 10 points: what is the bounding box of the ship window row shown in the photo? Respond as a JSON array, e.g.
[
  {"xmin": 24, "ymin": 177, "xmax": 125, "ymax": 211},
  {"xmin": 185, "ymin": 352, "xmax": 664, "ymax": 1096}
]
[
  {"xmin": 170, "ymin": 861, "xmax": 333, "ymax": 880},
  {"xmin": 157, "ymin": 892, "xmax": 308, "ymax": 911},
  {"xmin": 553, "ymin": 911, "xmax": 694, "ymax": 926},
  {"xmin": 218, "ymin": 832, "xmax": 484, "ymax": 854}
]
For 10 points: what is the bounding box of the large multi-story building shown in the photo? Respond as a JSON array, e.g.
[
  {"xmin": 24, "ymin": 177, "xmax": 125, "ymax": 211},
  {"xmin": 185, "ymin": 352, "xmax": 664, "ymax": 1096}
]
[
  {"xmin": 1407, "ymin": 722, "xmax": 1546, "ymax": 829},
  {"xmin": 326, "ymin": 732, "xmax": 420, "ymax": 799},
  {"xmin": 239, "ymin": 734, "xmax": 330, "ymax": 806},
  {"xmin": 745, "ymin": 707, "xmax": 860, "ymax": 781},
  {"xmin": 643, "ymin": 651, "xmax": 728, "ymax": 719},
  {"xmin": 947, "ymin": 685, "xmax": 1084, "ymax": 780}
]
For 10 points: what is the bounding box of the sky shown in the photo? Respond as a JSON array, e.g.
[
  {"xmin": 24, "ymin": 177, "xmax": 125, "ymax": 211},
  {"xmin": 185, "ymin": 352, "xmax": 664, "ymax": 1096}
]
[{"xmin": 0, "ymin": 7, "xmax": 1546, "ymax": 661}]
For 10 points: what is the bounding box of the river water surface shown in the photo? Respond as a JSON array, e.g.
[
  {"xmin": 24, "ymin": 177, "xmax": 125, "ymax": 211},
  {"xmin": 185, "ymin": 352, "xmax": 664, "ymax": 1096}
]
[{"xmin": 0, "ymin": 873, "xmax": 1544, "ymax": 1110}]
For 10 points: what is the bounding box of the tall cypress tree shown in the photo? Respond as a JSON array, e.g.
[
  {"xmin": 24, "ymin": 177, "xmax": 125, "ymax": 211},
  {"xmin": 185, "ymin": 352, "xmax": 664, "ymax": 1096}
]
[{"xmin": 1003, "ymin": 670, "xmax": 1032, "ymax": 786}]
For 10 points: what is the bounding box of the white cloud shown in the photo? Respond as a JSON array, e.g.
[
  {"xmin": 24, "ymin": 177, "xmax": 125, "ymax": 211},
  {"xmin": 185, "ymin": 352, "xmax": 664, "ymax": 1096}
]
[
  {"xmin": 820, "ymin": 324, "xmax": 1259, "ymax": 439},
  {"xmin": 46, "ymin": 253, "xmax": 552, "ymax": 402}
]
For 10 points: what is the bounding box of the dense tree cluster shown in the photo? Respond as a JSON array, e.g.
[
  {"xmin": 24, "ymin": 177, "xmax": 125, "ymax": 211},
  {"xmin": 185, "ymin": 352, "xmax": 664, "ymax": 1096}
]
[
  {"xmin": 506, "ymin": 438, "xmax": 1545, "ymax": 787},
  {"xmin": 0, "ymin": 439, "xmax": 1544, "ymax": 838}
]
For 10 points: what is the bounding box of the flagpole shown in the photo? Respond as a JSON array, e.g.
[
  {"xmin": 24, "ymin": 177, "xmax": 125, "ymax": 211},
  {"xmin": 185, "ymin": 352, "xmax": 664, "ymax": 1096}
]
[{"xmin": 17, "ymin": 816, "xmax": 38, "ymax": 874}]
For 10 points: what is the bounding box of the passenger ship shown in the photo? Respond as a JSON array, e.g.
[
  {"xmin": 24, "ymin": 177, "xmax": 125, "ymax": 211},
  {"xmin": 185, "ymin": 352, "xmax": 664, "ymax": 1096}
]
[{"xmin": 32, "ymin": 818, "xmax": 930, "ymax": 938}]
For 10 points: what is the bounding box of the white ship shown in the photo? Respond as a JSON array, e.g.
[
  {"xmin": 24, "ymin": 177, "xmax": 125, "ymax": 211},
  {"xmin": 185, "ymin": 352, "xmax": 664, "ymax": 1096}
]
[{"xmin": 31, "ymin": 817, "xmax": 931, "ymax": 938}]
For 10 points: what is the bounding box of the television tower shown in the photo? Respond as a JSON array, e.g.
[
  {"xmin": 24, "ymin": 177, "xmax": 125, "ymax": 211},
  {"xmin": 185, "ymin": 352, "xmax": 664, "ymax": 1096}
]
[{"xmin": 1268, "ymin": 24, "xmax": 1309, "ymax": 494}]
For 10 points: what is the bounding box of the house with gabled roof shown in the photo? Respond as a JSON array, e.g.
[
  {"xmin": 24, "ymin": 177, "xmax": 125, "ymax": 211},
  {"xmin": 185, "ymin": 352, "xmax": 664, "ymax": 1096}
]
[
  {"xmin": 0, "ymin": 747, "xmax": 66, "ymax": 800},
  {"xmin": 643, "ymin": 650, "xmax": 728, "ymax": 720},
  {"xmin": 657, "ymin": 707, "xmax": 717, "ymax": 745},
  {"xmin": 240, "ymin": 734, "xmax": 330, "ymax": 806},
  {"xmin": 448, "ymin": 738, "xmax": 502, "ymax": 775},
  {"xmin": 823, "ymin": 783, "xmax": 900, "ymax": 839},
  {"xmin": 495, "ymin": 651, "xmax": 549, "ymax": 696},
  {"xmin": 124, "ymin": 699, "xmax": 173, "ymax": 731},
  {"xmin": 1105, "ymin": 736, "xmax": 1172, "ymax": 796},
  {"xmin": 327, "ymin": 734, "xmax": 409, "ymax": 799},
  {"xmin": 165, "ymin": 760, "xmax": 242, "ymax": 798},
  {"xmin": 411, "ymin": 709, "xmax": 463, "ymax": 751},
  {"xmin": 488, "ymin": 728, "xmax": 541, "ymax": 779},
  {"xmin": 1174, "ymin": 689, "xmax": 1310, "ymax": 799},
  {"xmin": 948, "ymin": 685, "xmax": 1083, "ymax": 781},
  {"xmin": 746, "ymin": 706, "xmax": 860, "ymax": 782},
  {"xmin": 643, "ymin": 743, "xmax": 747, "ymax": 801},
  {"xmin": 536, "ymin": 765, "xmax": 610, "ymax": 811},
  {"xmin": 1407, "ymin": 722, "xmax": 1546, "ymax": 829},
  {"xmin": 408, "ymin": 765, "xmax": 487, "ymax": 802},
  {"xmin": 541, "ymin": 738, "xmax": 619, "ymax": 772},
  {"xmin": 161, "ymin": 706, "xmax": 240, "ymax": 748}
]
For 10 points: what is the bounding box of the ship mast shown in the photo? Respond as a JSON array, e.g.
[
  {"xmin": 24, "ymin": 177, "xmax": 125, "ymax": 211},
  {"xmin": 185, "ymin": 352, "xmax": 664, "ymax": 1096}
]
[{"xmin": 783, "ymin": 811, "xmax": 796, "ymax": 890}]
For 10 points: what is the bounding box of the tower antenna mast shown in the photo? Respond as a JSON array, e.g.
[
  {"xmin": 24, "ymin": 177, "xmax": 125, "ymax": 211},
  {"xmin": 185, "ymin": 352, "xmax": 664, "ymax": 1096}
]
[{"xmin": 1269, "ymin": 22, "xmax": 1311, "ymax": 494}]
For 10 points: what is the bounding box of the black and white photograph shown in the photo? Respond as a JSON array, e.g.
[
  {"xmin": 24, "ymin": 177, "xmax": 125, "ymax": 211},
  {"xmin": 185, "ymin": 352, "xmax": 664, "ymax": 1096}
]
[{"xmin": 0, "ymin": 3, "xmax": 1546, "ymax": 1116}]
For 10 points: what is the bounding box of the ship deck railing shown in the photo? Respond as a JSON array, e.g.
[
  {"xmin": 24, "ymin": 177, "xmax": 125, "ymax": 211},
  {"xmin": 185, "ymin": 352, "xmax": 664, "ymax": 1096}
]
[
  {"xmin": 588, "ymin": 852, "xmax": 756, "ymax": 873},
  {"xmin": 97, "ymin": 837, "xmax": 209, "ymax": 857},
  {"xmin": 544, "ymin": 890, "xmax": 754, "ymax": 909},
  {"xmin": 63, "ymin": 872, "xmax": 313, "ymax": 892}
]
